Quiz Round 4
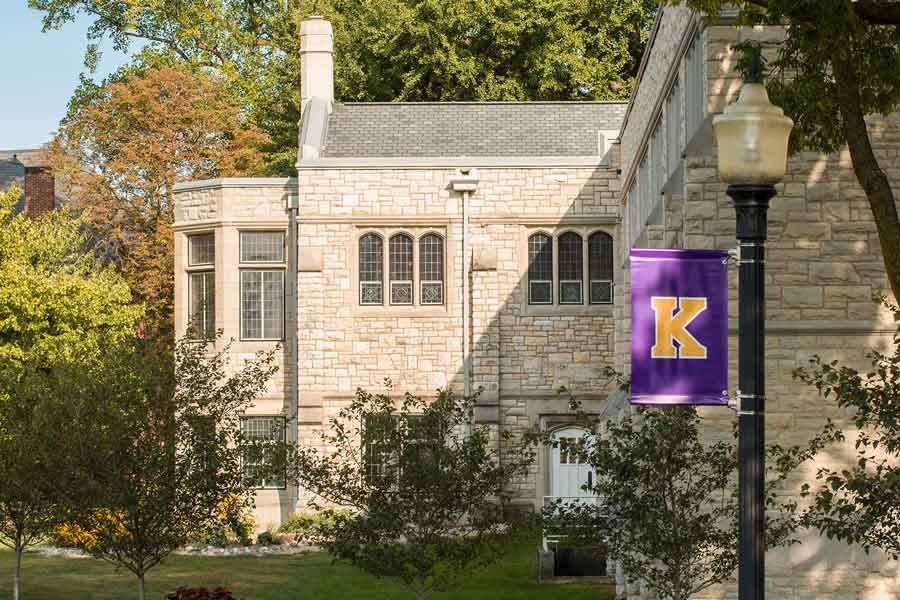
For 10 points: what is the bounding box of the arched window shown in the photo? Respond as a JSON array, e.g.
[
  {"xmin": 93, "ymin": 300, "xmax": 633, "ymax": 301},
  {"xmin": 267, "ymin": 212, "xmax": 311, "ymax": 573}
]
[
  {"xmin": 558, "ymin": 232, "xmax": 583, "ymax": 304},
  {"xmin": 419, "ymin": 233, "xmax": 444, "ymax": 305},
  {"xmin": 359, "ymin": 233, "xmax": 383, "ymax": 305},
  {"xmin": 528, "ymin": 233, "xmax": 553, "ymax": 305},
  {"xmin": 589, "ymin": 231, "xmax": 614, "ymax": 304},
  {"xmin": 389, "ymin": 233, "xmax": 414, "ymax": 305}
]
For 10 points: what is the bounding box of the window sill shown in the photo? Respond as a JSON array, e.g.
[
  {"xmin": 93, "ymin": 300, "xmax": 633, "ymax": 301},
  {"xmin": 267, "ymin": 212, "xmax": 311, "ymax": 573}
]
[
  {"xmin": 522, "ymin": 304, "xmax": 615, "ymax": 318},
  {"xmin": 353, "ymin": 304, "xmax": 450, "ymax": 318}
]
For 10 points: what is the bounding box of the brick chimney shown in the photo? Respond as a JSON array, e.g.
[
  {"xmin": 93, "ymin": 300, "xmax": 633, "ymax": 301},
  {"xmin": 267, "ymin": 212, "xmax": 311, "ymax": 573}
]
[
  {"xmin": 24, "ymin": 166, "xmax": 55, "ymax": 218},
  {"xmin": 300, "ymin": 16, "xmax": 334, "ymax": 114}
]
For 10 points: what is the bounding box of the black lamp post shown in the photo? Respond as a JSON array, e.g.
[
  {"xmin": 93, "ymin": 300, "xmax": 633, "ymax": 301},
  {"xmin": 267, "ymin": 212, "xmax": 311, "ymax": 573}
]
[{"xmin": 713, "ymin": 59, "xmax": 794, "ymax": 600}]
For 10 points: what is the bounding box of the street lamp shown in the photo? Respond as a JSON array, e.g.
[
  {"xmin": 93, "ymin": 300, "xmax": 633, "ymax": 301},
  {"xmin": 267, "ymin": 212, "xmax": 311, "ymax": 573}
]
[{"xmin": 712, "ymin": 57, "xmax": 793, "ymax": 600}]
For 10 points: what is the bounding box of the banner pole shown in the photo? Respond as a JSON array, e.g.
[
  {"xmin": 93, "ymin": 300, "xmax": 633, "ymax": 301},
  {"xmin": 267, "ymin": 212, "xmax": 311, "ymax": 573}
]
[{"xmin": 730, "ymin": 183, "xmax": 775, "ymax": 600}]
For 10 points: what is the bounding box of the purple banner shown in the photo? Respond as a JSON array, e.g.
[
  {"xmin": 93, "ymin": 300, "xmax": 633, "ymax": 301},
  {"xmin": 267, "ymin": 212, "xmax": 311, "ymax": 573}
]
[{"xmin": 630, "ymin": 248, "xmax": 729, "ymax": 406}]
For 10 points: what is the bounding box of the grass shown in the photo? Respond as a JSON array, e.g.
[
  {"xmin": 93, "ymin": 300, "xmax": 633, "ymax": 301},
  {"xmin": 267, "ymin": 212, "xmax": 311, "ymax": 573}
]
[{"xmin": 0, "ymin": 543, "xmax": 614, "ymax": 600}]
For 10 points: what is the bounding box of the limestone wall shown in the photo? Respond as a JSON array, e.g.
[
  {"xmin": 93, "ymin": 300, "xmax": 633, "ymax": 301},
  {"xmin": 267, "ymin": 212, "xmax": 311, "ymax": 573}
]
[
  {"xmin": 173, "ymin": 163, "xmax": 623, "ymax": 521},
  {"xmin": 610, "ymin": 9, "xmax": 900, "ymax": 599}
]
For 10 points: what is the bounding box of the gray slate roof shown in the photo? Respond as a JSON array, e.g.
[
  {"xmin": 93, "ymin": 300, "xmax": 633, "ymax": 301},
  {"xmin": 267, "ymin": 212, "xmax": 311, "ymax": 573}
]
[{"xmin": 320, "ymin": 102, "xmax": 626, "ymax": 158}]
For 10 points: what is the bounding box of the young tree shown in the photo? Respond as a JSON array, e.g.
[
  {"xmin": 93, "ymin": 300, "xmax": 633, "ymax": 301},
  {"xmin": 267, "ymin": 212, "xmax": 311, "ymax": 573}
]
[
  {"xmin": 48, "ymin": 66, "xmax": 269, "ymax": 342},
  {"xmin": 0, "ymin": 185, "xmax": 142, "ymax": 599},
  {"xmin": 794, "ymin": 320, "xmax": 900, "ymax": 559},
  {"xmin": 55, "ymin": 337, "xmax": 279, "ymax": 600},
  {"xmin": 288, "ymin": 385, "xmax": 535, "ymax": 600},
  {"xmin": 550, "ymin": 405, "xmax": 828, "ymax": 600},
  {"xmin": 30, "ymin": 0, "xmax": 655, "ymax": 174},
  {"xmin": 665, "ymin": 0, "xmax": 900, "ymax": 301}
]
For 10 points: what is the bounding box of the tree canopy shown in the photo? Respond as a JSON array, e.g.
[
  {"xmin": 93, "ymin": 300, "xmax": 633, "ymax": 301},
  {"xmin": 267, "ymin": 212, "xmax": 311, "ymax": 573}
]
[
  {"xmin": 48, "ymin": 66, "xmax": 268, "ymax": 342},
  {"xmin": 0, "ymin": 185, "xmax": 141, "ymax": 380},
  {"xmin": 30, "ymin": 0, "xmax": 656, "ymax": 174}
]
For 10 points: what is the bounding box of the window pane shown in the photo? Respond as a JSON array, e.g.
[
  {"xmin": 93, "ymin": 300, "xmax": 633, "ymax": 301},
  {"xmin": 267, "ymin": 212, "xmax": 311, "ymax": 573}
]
[
  {"xmin": 241, "ymin": 271, "xmax": 262, "ymax": 339},
  {"xmin": 558, "ymin": 232, "xmax": 583, "ymax": 305},
  {"xmin": 589, "ymin": 232, "xmax": 614, "ymax": 304},
  {"xmin": 189, "ymin": 271, "xmax": 215, "ymax": 339},
  {"xmin": 389, "ymin": 234, "xmax": 413, "ymax": 281},
  {"xmin": 419, "ymin": 234, "xmax": 443, "ymax": 282},
  {"xmin": 558, "ymin": 232, "xmax": 583, "ymax": 281},
  {"xmin": 359, "ymin": 233, "xmax": 383, "ymax": 305},
  {"xmin": 390, "ymin": 234, "xmax": 413, "ymax": 305},
  {"xmin": 189, "ymin": 233, "xmax": 215, "ymax": 266},
  {"xmin": 240, "ymin": 232, "xmax": 285, "ymax": 263},
  {"xmin": 363, "ymin": 414, "xmax": 397, "ymax": 487},
  {"xmin": 528, "ymin": 233, "xmax": 553, "ymax": 305},
  {"xmin": 421, "ymin": 282, "xmax": 443, "ymax": 305},
  {"xmin": 263, "ymin": 271, "xmax": 284, "ymax": 339},
  {"xmin": 241, "ymin": 417, "xmax": 285, "ymax": 488}
]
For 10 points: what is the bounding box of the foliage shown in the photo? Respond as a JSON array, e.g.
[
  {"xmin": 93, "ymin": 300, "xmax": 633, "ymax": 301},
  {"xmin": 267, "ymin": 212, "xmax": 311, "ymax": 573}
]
[
  {"xmin": 0, "ymin": 185, "xmax": 141, "ymax": 600},
  {"xmin": 30, "ymin": 0, "xmax": 656, "ymax": 175},
  {"xmin": 547, "ymin": 395, "xmax": 829, "ymax": 600},
  {"xmin": 194, "ymin": 496, "xmax": 256, "ymax": 548},
  {"xmin": 47, "ymin": 65, "xmax": 268, "ymax": 343},
  {"xmin": 255, "ymin": 531, "xmax": 277, "ymax": 546},
  {"xmin": 0, "ymin": 185, "xmax": 141, "ymax": 380},
  {"xmin": 288, "ymin": 384, "xmax": 536, "ymax": 600},
  {"xmin": 277, "ymin": 510, "xmax": 351, "ymax": 541},
  {"xmin": 664, "ymin": 0, "xmax": 900, "ymax": 304},
  {"xmin": 794, "ymin": 313, "xmax": 900, "ymax": 560},
  {"xmin": 55, "ymin": 510, "xmax": 131, "ymax": 551},
  {"xmin": 54, "ymin": 336, "xmax": 279, "ymax": 600},
  {"xmin": 166, "ymin": 586, "xmax": 245, "ymax": 600}
]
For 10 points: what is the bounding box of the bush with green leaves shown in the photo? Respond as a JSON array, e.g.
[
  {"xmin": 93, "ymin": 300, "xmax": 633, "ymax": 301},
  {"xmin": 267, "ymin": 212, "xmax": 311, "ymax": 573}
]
[
  {"xmin": 277, "ymin": 510, "xmax": 350, "ymax": 542},
  {"xmin": 287, "ymin": 384, "xmax": 536, "ymax": 600},
  {"xmin": 795, "ymin": 310, "xmax": 900, "ymax": 560}
]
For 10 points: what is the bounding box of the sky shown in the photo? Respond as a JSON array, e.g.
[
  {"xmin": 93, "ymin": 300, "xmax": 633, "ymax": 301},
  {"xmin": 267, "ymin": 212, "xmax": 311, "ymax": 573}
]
[{"xmin": 0, "ymin": 3, "xmax": 138, "ymax": 150}]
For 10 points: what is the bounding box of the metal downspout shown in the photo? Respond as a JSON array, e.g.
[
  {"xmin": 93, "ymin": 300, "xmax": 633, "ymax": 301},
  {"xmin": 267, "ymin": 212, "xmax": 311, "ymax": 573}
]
[
  {"xmin": 449, "ymin": 169, "xmax": 479, "ymax": 437},
  {"xmin": 286, "ymin": 193, "xmax": 300, "ymax": 510}
]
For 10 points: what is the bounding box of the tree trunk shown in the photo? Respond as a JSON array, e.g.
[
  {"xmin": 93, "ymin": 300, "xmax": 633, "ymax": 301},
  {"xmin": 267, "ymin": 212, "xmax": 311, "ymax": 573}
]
[
  {"xmin": 138, "ymin": 572, "xmax": 145, "ymax": 600},
  {"xmin": 13, "ymin": 540, "xmax": 22, "ymax": 600},
  {"xmin": 832, "ymin": 51, "xmax": 900, "ymax": 303}
]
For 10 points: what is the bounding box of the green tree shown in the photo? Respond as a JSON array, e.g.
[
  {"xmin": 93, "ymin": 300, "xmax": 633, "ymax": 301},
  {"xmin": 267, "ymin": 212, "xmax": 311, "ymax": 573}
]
[
  {"xmin": 288, "ymin": 385, "xmax": 535, "ymax": 600},
  {"xmin": 549, "ymin": 404, "xmax": 829, "ymax": 600},
  {"xmin": 664, "ymin": 0, "xmax": 900, "ymax": 301},
  {"xmin": 30, "ymin": 0, "xmax": 655, "ymax": 174},
  {"xmin": 0, "ymin": 185, "xmax": 142, "ymax": 380},
  {"xmin": 55, "ymin": 337, "xmax": 279, "ymax": 600},
  {"xmin": 0, "ymin": 185, "xmax": 141, "ymax": 599},
  {"xmin": 794, "ymin": 316, "xmax": 900, "ymax": 559}
]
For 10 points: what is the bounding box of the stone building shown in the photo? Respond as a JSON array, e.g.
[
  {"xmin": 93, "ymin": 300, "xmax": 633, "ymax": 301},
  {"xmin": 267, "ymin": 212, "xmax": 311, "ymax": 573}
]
[{"xmin": 172, "ymin": 9, "xmax": 899, "ymax": 598}]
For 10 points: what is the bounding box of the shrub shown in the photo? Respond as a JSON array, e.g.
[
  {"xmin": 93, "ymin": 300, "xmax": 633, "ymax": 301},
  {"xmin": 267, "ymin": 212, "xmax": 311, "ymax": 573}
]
[
  {"xmin": 277, "ymin": 511, "xmax": 349, "ymax": 542},
  {"xmin": 55, "ymin": 510, "xmax": 130, "ymax": 550},
  {"xmin": 193, "ymin": 496, "xmax": 255, "ymax": 547},
  {"xmin": 256, "ymin": 530, "xmax": 277, "ymax": 546},
  {"xmin": 166, "ymin": 586, "xmax": 245, "ymax": 600}
]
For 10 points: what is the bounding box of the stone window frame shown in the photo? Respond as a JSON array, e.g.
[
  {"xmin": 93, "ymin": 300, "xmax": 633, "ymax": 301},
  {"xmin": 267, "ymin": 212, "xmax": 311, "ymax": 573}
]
[
  {"xmin": 351, "ymin": 226, "xmax": 450, "ymax": 317},
  {"xmin": 520, "ymin": 225, "xmax": 616, "ymax": 316},
  {"xmin": 185, "ymin": 231, "xmax": 216, "ymax": 341},
  {"xmin": 238, "ymin": 228, "xmax": 286, "ymax": 342}
]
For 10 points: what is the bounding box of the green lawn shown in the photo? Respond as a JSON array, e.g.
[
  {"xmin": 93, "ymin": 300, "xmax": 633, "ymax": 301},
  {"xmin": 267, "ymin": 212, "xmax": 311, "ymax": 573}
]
[{"xmin": 0, "ymin": 544, "xmax": 613, "ymax": 600}]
